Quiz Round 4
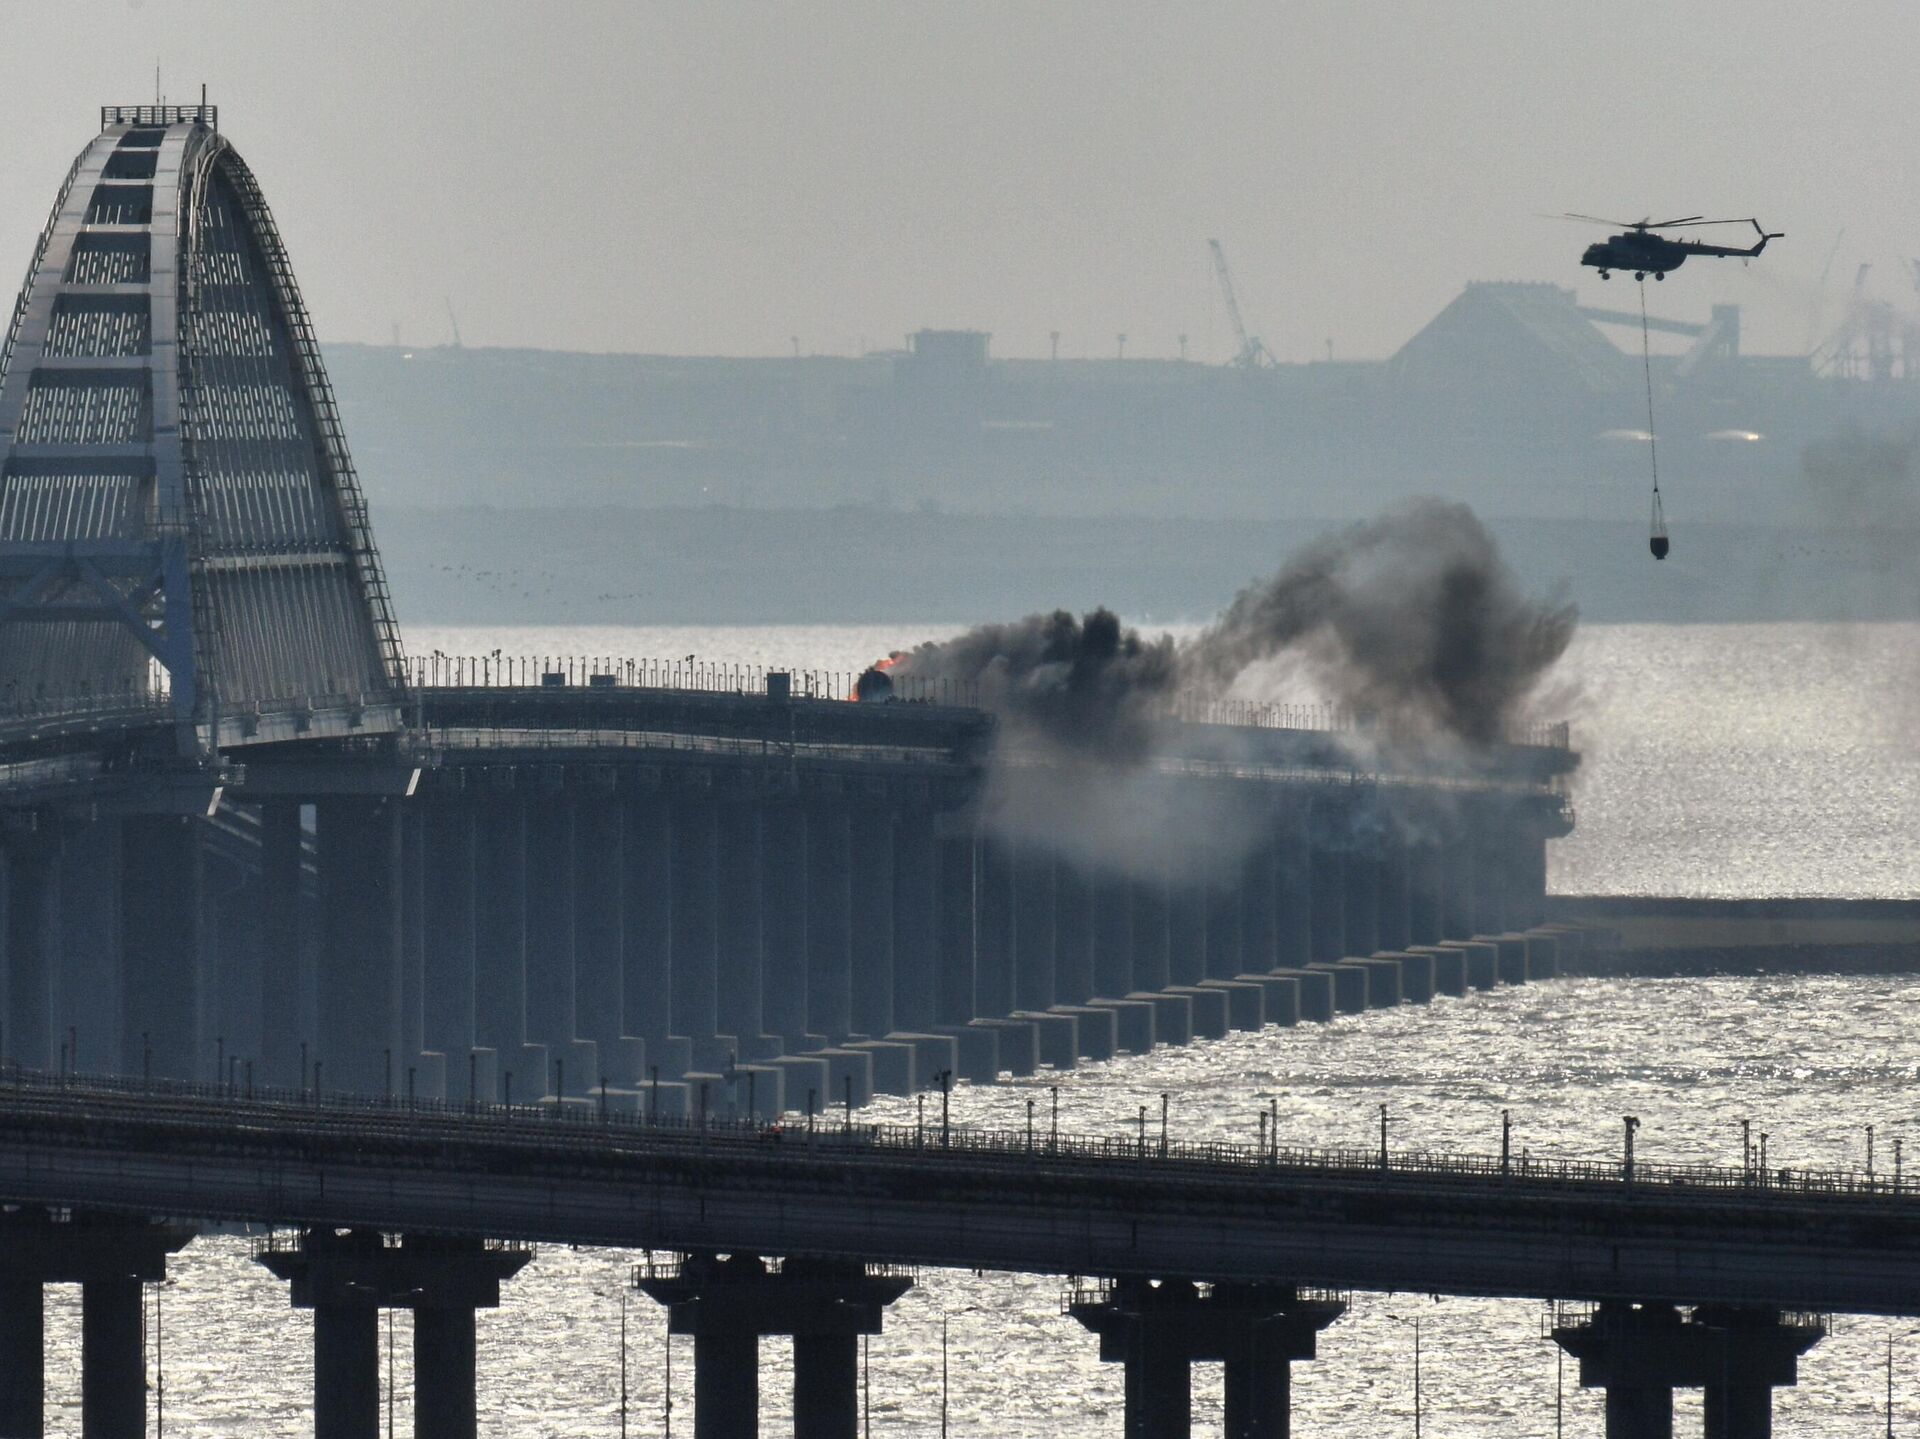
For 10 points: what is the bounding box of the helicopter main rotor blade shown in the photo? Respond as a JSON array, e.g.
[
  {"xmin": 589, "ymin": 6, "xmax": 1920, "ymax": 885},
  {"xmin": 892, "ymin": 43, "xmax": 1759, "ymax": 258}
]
[
  {"xmin": 1656, "ymin": 217, "xmax": 1759, "ymax": 229},
  {"xmin": 1559, "ymin": 212, "xmax": 1638, "ymax": 228},
  {"xmin": 1645, "ymin": 215, "xmax": 1705, "ymax": 228}
]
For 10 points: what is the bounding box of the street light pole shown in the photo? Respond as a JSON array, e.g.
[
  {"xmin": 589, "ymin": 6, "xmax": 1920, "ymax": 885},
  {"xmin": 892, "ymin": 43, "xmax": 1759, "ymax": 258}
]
[{"xmin": 1623, "ymin": 1116, "xmax": 1640, "ymax": 1183}]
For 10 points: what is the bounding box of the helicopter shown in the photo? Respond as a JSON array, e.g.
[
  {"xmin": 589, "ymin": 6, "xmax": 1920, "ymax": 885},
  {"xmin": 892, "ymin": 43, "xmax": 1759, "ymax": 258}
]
[{"xmin": 1566, "ymin": 215, "xmax": 1783, "ymax": 280}]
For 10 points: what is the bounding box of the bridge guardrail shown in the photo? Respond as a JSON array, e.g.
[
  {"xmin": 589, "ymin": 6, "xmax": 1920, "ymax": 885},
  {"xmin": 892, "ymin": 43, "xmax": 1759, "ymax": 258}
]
[
  {"xmin": 0, "ymin": 1062, "xmax": 1909, "ymax": 1218},
  {"xmin": 406, "ymin": 654, "xmax": 1571, "ymax": 750}
]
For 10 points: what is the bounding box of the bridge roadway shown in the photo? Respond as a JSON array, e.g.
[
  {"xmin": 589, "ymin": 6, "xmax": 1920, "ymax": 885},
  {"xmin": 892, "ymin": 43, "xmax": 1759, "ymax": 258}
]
[{"xmin": 1, "ymin": 1069, "xmax": 1914, "ymax": 1317}]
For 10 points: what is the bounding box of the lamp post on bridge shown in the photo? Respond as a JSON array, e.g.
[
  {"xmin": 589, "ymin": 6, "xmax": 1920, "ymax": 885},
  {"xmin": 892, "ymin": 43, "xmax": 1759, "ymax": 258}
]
[
  {"xmin": 1622, "ymin": 1116, "xmax": 1640, "ymax": 1184},
  {"xmin": 1888, "ymin": 1326, "xmax": 1920, "ymax": 1439}
]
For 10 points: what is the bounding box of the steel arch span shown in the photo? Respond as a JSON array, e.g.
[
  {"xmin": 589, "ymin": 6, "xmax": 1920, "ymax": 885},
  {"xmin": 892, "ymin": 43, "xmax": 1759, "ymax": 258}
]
[{"xmin": 0, "ymin": 103, "xmax": 405, "ymax": 750}]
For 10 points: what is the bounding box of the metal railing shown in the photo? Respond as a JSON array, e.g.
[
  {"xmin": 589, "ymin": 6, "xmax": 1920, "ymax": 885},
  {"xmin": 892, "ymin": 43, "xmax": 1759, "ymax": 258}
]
[
  {"xmin": 100, "ymin": 105, "xmax": 218, "ymax": 130},
  {"xmin": 405, "ymin": 654, "xmax": 1572, "ymax": 750},
  {"xmin": 1, "ymin": 1062, "xmax": 1913, "ymax": 1220}
]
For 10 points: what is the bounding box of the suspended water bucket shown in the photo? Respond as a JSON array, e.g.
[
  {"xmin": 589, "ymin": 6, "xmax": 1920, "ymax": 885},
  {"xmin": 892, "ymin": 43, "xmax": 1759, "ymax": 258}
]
[{"xmin": 1649, "ymin": 491, "xmax": 1669, "ymax": 560}]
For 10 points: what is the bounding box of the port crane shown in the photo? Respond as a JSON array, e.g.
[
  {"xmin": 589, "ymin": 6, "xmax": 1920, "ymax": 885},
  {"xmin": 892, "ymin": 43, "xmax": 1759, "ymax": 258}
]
[{"xmin": 1208, "ymin": 239, "xmax": 1278, "ymax": 369}]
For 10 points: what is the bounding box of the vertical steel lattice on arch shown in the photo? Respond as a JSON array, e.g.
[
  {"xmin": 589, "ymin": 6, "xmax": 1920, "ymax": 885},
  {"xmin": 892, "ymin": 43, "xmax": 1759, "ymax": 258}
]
[{"xmin": 0, "ymin": 104, "xmax": 405, "ymax": 748}]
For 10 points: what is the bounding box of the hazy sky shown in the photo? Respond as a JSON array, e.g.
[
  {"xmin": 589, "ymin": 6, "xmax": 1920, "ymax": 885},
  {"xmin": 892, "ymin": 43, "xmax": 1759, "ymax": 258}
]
[{"xmin": 3, "ymin": 1, "xmax": 1918, "ymax": 361}]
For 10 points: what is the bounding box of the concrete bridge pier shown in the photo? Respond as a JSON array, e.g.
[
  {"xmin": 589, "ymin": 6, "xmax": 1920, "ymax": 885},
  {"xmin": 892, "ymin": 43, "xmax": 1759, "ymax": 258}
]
[
  {"xmin": 888, "ymin": 809, "xmax": 937, "ymax": 1037},
  {"xmin": 635, "ymin": 1253, "xmax": 913, "ymax": 1439},
  {"xmin": 3, "ymin": 811, "xmax": 61, "ymax": 1073},
  {"xmin": 714, "ymin": 805, "xmax": 778, "ymax": 1064},
  {"xmin": 1552, "ymin": 1302, "xmax": 1823, "ymax": 1439},
  {"xmin": 0, "ymin": 1209, "xmax": 192, "ymax": 1439},
  {"xmin": 119, "ymin": 814, "xmax": 206, "ymax": 1081},
  {"xmin": 1068, "ymin": 1278, "xmax": 1345, "ymax": 1439},
  {"xmin": 757, "ymin": 804, "xmax": 812, "ymax": 1055},
  {"xmin": 315, "ymin": 798, "xmax": 405, "ymax": 1097},
  {"xmin": 848, "ymin": 805, "xmax": 896, "ymax": 1045},
  {"xmin": 1272, "ymin": 810, "xmax": 1312, "ymax": 971},
  {"xmin": 258, "ymin": 1228, "xmax": 531, "ymax": 1439},
  {"xmin": 1011, "ymin": 840, "xmax": 1057, "ymax": 1016}
]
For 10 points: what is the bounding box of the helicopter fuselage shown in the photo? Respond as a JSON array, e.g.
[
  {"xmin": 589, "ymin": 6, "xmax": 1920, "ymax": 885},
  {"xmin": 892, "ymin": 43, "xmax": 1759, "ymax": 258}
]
[{"xmin": 1581, "ymin": 234, "xmax": 1694, "ymax": 278}]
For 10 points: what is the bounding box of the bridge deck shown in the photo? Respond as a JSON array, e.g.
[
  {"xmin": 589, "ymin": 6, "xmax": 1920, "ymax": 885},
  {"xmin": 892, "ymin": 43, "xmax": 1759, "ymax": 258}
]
[{"xmin": 1, "ymin": 1071, "xmax": 1913, "ymax": 1315}]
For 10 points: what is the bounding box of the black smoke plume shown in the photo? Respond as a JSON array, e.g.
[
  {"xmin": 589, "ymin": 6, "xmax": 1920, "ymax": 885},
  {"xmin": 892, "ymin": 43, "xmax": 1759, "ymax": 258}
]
[
  {"xmin": 1185, "ymin": 499, "xmax": 1577, "ymax": 745},
  {"xmin": 890, "ymin": 606, "xmax": 1178, "ymax": 758}
]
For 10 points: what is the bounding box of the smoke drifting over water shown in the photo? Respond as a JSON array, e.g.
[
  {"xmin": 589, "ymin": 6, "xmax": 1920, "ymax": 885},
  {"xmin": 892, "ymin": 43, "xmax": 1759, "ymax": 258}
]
[
  {"xmin": 1188, "ymin": 499, "xmax": 1577, "ymax": 745},
  {"xmin": 887, "ymin": 500, "xmax": 1576, "ymax": 878},
  {"xmin": 894, "ymin": 499, "xmax": 1575, "ymax": 750}
]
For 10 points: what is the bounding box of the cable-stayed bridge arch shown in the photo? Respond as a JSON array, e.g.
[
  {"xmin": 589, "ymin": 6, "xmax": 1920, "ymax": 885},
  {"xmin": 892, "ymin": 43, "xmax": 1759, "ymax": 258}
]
[{"xmin": 0, "ymin": 104, "xmax": 405, "ymax": 750}]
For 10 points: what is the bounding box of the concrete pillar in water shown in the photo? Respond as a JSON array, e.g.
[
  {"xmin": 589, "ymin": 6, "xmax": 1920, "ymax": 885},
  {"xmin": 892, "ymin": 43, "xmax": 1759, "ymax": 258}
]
[
  {"xmin": 1377, "ymin": 835, "xmax": 1412, "ymax": 953},
  {"xmin": 259, "ymin": 801, "xmax": 308, "ymax": 1087},
  {"xmin": 472, "ymin": 798, "xmax": 528, "ymax": 1071},
  {"xmin": 1306, "ymin": 802, "xmax": 1345, "ymax": 964},
  {"xmin": 1238, "ymin": 838, "xmax": 1278, "ymax": 975},
  {"xmin": 0, "ymin": 1273, "xmax": 42, "ymax": 1439},
  {"xmin": 1090, "ymin": 869, "xmax": 1134, "ymax": 1000},
  {"xmin": 1203, "ymin": 875, "xmax": 1242, "ymax": 982},
  {"xmin": 1069, "ymin": 1279, "xmax": 1344, "ymax": 1439},
  {"xmin": 119, "ymin": 814, "xmax": 206, "ymax": 1081},
  {"xmin": 259, "ymin": 1228, "xmax": 531, "ymax": 1439},
  {"xmin": 1441, "ymin": 818, "xmax": 1475, "ymax": 940},
  {"xmin": 1166, "ymin": 878, "xmax": 1208, "ymax": 988},
  {"xmin": 636, "ymin": 1254, "xmax": 912, "ymax": 1439},
  {"xmin": 973, "ymin": 833, "xmax": 1015, "ymax": 1019},
  {"xmin": 714, "ymin": 804, "xmax": 771, "ymax": 1062},
  {"xmin": 1342, "ymin": 838, "xmax": 1380, "ymax": 959},
  {"xmin": 1469, "ymin": 807, "xmax": 1506, "ymax": 937},
  {"xmin": 1407, "ymin": 841, "xmax": 1445, "ymax": 947},
  {"xmin": 930, "ymin": 826, "xmax": 974, "ymax": 1025},
  {"xmin": 1551, "ymin": 1302, "xmax": 1823, "ymax": 1439},
  {"xmin": 399, "ymin": 806, "xmax": 427, "ymax": 1070},
  {"xmin": 56, "ymin": 814, "xmax": 120, "ymax": 1081},
  {"xmin": 1128, "ymin": 871, "xmax": 1171, "ymax": 992},
  {"xmin": 81, "ymin": 1277, "xmax": 145, "ymax": 1439},
  {"xmin": 523, "ymin": 791, "xmax": 577, "ymax": 1054},
  {"xmin": 0, "ymin": 1211, "xmax": 190, "ymax": 1439},
  {"xmin": 3, "ymin": 814, "xmax": 60, "ymax": 1072},
  {"xmin": 1052, "ymin": 859, "xmax": 1096, "ymax": 1008},
  {"xmin": 758, "ymin": 803, "xmax": 810, "ymax": 1050},
  {"xmin": 672, "ymin": 800, "xmax": 724, "ymax": 1064},
  {"xmin": 315, "ymin": 797, "xmax": 403, "ymax": 1096},
  {"xmin": 805, "ymin": 804, "xmax": 853, "ymax": 1043},
  {"xmin": 1011, "ymin": 841, "xmax": 1056, "ymax": 1013},
  {"xmin": 421, "ymin": 803, "xmax": 478, "ymax": 1094},
  {"xmin": 890, "ymin": 809, "xmax": 937, "ymax": 1034},
  {"xmin": 847, "ymin": 806, "xmax": 895, "ymax": 1041},
  {"xmin": 1269, "ymin": 807, "xmax": 1311, "ymax": 971}
]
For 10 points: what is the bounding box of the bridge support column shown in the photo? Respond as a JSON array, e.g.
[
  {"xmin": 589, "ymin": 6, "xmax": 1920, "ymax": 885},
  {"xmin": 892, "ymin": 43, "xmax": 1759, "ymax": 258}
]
[
  {"xmin": 1273, "ymin": 809, "xmax": 1312, "ymax": 970},
  {"xmin": 714, "ymin": 804, "xmax": 775, "ymax": 1063},
  {"xmin": 848, "ymin": 806, "xmax": 895, "ymax": 1042},
  {"xmin": 889, "ymin": 809, "xmax": 936, "ymax": 1035},
  {"xmin": 316, "ymin": 798, "xmax": 404, "ymax": 1096},
  {"xmin": 759, "ymin": 804, "xmax": 811, "ymax": 1052},
  {"xmin": 120, "ymin": 814, "xmax": 206, "ymax": 1080},
  {"xmin": 1070, "ymin": 1279, "xmax": 1345, "ymax": 1439},
  {"xmin": 672, "ymin": 800, "xmax": 725, "ymax": 1067},
  {"xmin": 1011, "ymin": 841, "xmax": 1056, "ymax": 1013},
  {"xmin": 0, "ymin": 1210, "xmax": 192, "ymax": 1439},
  {"xmin": 1378, "ymin": 837, "xmax": 1411, "ymax": 952},
  {"xmin": 81, "ymin": 1277, "xmax": 144, "ymax": 1439},
  {"xmin": 1238, "ymin": 840, "xmax": 1277, "ymax": 974},
  {"xmin": 523, "ymin": 790, "xmax": 578, "ymax": 1055},
  {"xmin": 0, "ymin": 1274, "xmax": 43, "ymax": 1439},
  {"xmin": 637, "ymin": 1253, "xmax": 912, "ymax": 1439},
  {"xmin": 3, "ymin": 814, "xmax": 61, "ymax": 1072},
  {"xmin": 259, "ymin": 1228, "xmax": 532, "ymax": 1439},
  {"xmin": 474, "ymin": 798, "xmax": 529, "ymax": 1077},
  {"xmin": 804, "ymin": 805, "xmax": 852, "ymax": 1044},
  {"xmin": 1342, "ymin": 842, "xmax": 1379, "ymax": 959},
  {"xmin": 1053, "ymin": 858, "xmax": 1095, "ymax": 1012},
  {"xmin": 259, "ymin": 801, "xmax": 308, "ymax": 1088},
  {"xmin": 1552, "ymin": 1302, "xmax": 1822, "ymax": 1439},
  {"xmin": 974, "ymin": 834, "xmax": 1015, "ymax": 1019},
  {"xmin": 1306, "ymin": 823, "xmax": 1344, "ymax": 964}
]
